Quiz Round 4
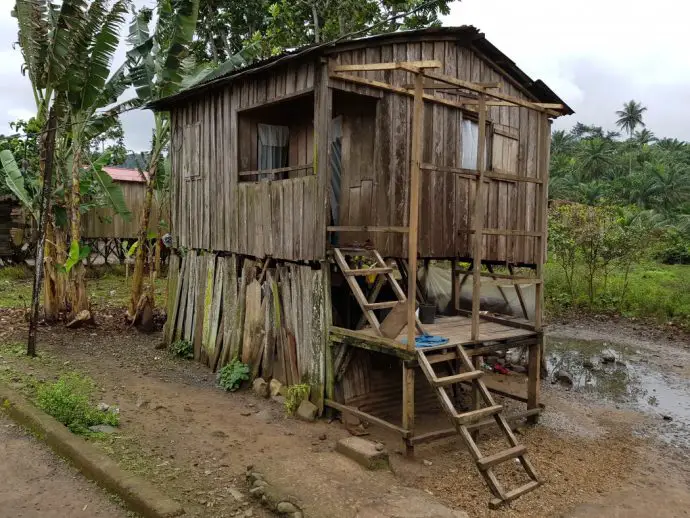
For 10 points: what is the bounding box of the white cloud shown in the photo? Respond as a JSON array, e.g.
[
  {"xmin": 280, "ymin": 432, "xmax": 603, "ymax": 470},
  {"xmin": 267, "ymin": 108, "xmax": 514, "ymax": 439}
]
[
  {"xmin": 1, "ymin": 0, "xmax": 689, "ymax": 150},
  {"xmin": 443, "ymin": 0, "xmax": 690, "ymax": 139}
]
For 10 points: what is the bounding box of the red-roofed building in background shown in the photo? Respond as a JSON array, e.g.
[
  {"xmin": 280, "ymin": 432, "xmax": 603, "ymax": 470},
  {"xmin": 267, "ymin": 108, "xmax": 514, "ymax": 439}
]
[{"xmin": 103, "ymin": 167, "xmax": 149, "ymax": 183}]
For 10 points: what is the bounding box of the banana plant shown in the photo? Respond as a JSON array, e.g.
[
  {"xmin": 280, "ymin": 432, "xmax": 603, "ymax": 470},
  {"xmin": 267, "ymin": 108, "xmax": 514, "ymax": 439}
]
[{"xmin": 125, "ymin": 0, "xmax": 201, "ymax": 322}]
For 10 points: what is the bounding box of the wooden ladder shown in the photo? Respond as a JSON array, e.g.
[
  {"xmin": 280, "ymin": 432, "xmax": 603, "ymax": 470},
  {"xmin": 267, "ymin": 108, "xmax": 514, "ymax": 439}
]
[
  {"xmin": 332, "ymin": 247, "xmax": 424, "ymax": 336},
  {"xmin": 417, "ymin": 344, "xmax": 541, "ymax": 508}
]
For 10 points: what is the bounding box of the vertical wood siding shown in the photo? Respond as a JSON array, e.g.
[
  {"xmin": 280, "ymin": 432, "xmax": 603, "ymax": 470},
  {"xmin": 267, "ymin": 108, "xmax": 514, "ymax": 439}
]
[{"xmin": 169, "ymin": 38, "xmax": 550, "ymax": 265}]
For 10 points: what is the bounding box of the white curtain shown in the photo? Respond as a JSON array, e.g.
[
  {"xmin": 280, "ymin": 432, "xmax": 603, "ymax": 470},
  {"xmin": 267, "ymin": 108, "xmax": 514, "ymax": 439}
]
[
  {"xmin": 461, "ymin": 120, "xmax": 479, "ymax": 169},
  {"xmin": 258, "ymin": 123, "xmax": 289, "ymax": 180}
]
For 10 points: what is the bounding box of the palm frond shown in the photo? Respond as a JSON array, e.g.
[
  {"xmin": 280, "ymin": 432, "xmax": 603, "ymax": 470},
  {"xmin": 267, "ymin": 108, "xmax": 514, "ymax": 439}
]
[
  {"xmin": 80, "ymin": 0, "xmax": 130, "ymax": 112},
  {"xmin": 83, "ymin": 98, "xmax": 144, "ymax": 141},
  {"xmin": 0, "ymin": 149, "xmax": 38, "ymax": 220},
  {"xmin": 48, "ymin": 0, "xmax": 90, "ymax": 90},
  {"xmin": 13, "ymin": 0, "xmax": 50, "ymax": 94},
  {"xmin": 160, "ymin": 0, "xmax": 201, "ymax": 98}
]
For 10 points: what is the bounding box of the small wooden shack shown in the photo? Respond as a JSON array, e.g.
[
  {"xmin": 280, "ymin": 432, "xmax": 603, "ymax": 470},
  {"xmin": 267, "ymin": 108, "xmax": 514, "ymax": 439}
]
[
  {"xmin": 0, "ymin": 195, "xmax": 23, "ymax": 258},
  {"xmin": 81, "ymin": 167, "xmax": 161, "ymax": 262},
  {"xmin": 154, "ymin": 26, "xmax": 572, "ymax": 506}
]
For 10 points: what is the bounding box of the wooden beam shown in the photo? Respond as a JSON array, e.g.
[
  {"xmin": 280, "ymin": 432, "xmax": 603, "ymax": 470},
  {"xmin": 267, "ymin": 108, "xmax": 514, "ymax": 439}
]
[
  {"xmin": 527, "ymin": 338, "xmax": 542, "ymax": 424},
  {"xmin": 406, "ymin": 72, "xmax": 424, "ymax": 353},
  {"xmin": 455, "ymin": 308, "xmax": 536, "ymax": 332},
  {"xmin": 408, "ymin": 408, "xmax": 543, "ymax": 445},
  {"xmin": 327, "ymin": 225, "xmax": 409, "ymax": 233},
  {"xmin": 325, "ymin": 399, "xmax": 411, "ymax": 438},
  {"xmin": 330, "ymin": 73, "xmax": 479, "ymax": 113},
  {"xmin": 238, "ymin": 164, "xmax": 313, "ymax": 178},
  {"xmin": 332, "ymin": 60, "xmax": 441, "ymax": 72},
  {"xmin": 509, "ymin": 264, "xmax": 530, "ymax": 319},
  {"xmin": 471, "ymin": 93, "xmax": 488, "ymax": 341},
  {"xmin": 329, "ymin": 326, "xmax": 413, "ymax": 359},
  {"xmin": 398, "ymin": 64, "xmax": 562, "ymax": 116},
  {"xmin": 402, "ymin": 362, "xmax": 415, "ymax": 455},
  {"xmin": 420, "ymin": 163, "xmax": 544, "ymax": 184}
]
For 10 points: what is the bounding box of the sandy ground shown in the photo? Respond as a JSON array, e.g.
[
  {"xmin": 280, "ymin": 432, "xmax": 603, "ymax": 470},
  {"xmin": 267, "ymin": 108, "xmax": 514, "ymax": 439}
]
[
  {"xmin": 1, "ymin": 308, "xmax": 689, "ymax": 517},
  {"xmin": 0, "ymin": 414, "xmax": 129, "ymax": 518}
]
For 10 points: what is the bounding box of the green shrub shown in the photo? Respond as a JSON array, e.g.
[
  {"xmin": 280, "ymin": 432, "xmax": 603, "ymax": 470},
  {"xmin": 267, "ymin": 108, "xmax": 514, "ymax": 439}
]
[
  {"xmin": 217, "ymin": 358, "xmax": 250, "ymax": 391},
  {"xmin": 36, "ymin": 373, "xmax": 118, "ymax": 435},
  {"xmin": 169, "ymin": 339, "xmax": 193, "ymax": 359},
  {"xmin": 0, "ymin": 266, "xmax": 31, "ymax": 281},
  {"xmin": 285, "ymin": 384, "xmax": 310, "ymax": 415}
]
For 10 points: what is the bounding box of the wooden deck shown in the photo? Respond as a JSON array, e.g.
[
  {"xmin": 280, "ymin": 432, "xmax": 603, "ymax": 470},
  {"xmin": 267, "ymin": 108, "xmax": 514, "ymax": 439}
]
[{"xmin": 330, "ymin": 314, "xmax": 538, "ymax": 360}]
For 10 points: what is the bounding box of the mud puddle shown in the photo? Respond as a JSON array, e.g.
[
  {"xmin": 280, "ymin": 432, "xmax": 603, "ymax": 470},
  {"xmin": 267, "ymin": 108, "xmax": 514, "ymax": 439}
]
[{"xmin": 545, "ymin": 337, "xmax": 690, "ymax": 449}]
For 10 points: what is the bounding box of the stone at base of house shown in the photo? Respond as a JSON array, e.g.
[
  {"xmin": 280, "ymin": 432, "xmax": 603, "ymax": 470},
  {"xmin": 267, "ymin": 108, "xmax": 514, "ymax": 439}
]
[
  {"xmin": 296, "ymin": 400, "xmax": 317, "ymax": 421},
  {"xmin": 253, "ymin": 378, "xmax": 270, "ymax": 398},
  {"xmin": 336, "ymin": 437, "xmax": 389, "ymax": 470}
]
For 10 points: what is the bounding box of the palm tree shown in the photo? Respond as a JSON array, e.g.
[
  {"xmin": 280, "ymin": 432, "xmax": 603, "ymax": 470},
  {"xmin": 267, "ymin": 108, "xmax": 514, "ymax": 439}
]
[
  {"xmin": 634, "ymin": 128, "xmax": 656, "ymax": 146},
  {"xmin": 616, "ymin": 100, "xmax": 647, "ymax": 138},
  {"xmin": 125, "ymin": 0, "xmax": 202, "ymax": 325},
  {"xmin": 616, "ymin": 100, "xmax": 647, "ymax": 177},
  {"xmin": 576, "ymin": 138, "xmax": 615, "ymax": 180}
]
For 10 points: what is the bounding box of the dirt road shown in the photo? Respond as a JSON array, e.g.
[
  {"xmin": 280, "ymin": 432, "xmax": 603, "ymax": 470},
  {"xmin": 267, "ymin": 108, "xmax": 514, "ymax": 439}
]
[{"xmin": 0, "ymin": 415, "xmax": 128, "ymax": 518}]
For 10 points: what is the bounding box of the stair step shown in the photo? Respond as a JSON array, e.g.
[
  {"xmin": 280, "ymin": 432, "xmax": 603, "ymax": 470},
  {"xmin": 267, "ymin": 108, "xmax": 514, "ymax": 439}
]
[
  {"xmin": 344, "ymin": 267, "xmax": 393, "ymax": 277},
  {"xmin": 477, "ymin": 445, "xmax": 527, "ymax": 471},
  {"xmin": 433, "ymin": 370, "xmax": 483, "ymax": 387},
  {"xmin": 489, "ymin": 480, "xmax": 541, "ymax": 509},
  {"xmin": 364, "ymin": 301, "xmax": 399, "ymax": 310},
  {"xmin": 455, "ymin": 404, "xmax": 503, "ymax": 425},
  {"xmin": 425, "ymin": 351, "xmax": 458, "ymax": 365}
]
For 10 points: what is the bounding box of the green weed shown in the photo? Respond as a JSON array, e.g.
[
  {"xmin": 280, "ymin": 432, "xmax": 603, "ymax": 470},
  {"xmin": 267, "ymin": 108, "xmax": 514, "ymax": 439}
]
[
  {"xmin": 217, "ymin": 358, "xmax": 250, "ymax": 392},
  {"xmin": 284, "ymin": 384, "xmax": 310, "ymax": 415},
  {"xmin": 35, "ymin": 372, "xmax": 118, "ymax": 435},
  {"xmin": 169, "ymin": 339, "xmax": 193, "ymax": 359}
]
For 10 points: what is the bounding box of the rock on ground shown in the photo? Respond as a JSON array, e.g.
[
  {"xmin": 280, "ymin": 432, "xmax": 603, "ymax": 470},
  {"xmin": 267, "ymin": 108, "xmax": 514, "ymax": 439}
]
[{"xmin": 296, "ymin": 400, "xmax": 317, "ymax": 421}]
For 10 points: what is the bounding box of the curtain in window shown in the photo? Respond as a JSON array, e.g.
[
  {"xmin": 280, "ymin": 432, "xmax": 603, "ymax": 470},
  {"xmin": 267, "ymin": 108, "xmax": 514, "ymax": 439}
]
[
  {"xmin": 461, "ymin": 120, "xmax": 479, "ymax": 169},
  {"xmin": 258, "ymin": 124, "xmax": 289, "ymax": 180}
]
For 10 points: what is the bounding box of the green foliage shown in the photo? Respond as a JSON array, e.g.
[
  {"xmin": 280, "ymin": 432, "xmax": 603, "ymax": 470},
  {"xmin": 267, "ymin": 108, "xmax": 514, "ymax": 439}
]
[
  {"xmin": 217, "ymin": 358, "xmax": 250, "ymax": 391},
  {"xmin": 60, "ymin": 240, "xmax": 92, "ymax": 274},
  {"xmin": 192, "ymin": 0, "xmax": 452, "ymax": 64},
  {"xmin": 169, "ymin": 339, "xmax": 193, "ymax": 359},
  {"xmin": 284, "ymin": 384, "xmax": 310, "ymax": 415},
  {"xmin": 0, "ymin": 149, "xmax": 37, "ymax": 220},
  {"xmin": 36, "ymin": 373, "xmax": 119, "ymax": 435}
]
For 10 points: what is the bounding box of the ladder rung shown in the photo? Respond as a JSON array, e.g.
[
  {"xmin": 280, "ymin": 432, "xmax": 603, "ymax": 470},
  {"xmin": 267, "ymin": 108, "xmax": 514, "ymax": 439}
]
[
  {"xmin": 489, "ymin": 480, "xmax": 541, "ymax": 509},
  {"xmin": 425, "ymin": 351, "xmax": 458, "ymax": 365},
  {"xmin": 433, "ymin": 370, "xmax": 483, "ymax": 387},
  {"xmin": 344, "ymin": 267, "xmax": 392, "ymax": 276},
  {"xmin": 477, "ymin": 445, "xmax": 527, "ymax": 471},
  {"xmin": 456, "ymin": 404, "xmax": 502, "ymax": 424},
  {"xmin": 363, "ymin": 301, "xmax": 399, "ymax": 310}
]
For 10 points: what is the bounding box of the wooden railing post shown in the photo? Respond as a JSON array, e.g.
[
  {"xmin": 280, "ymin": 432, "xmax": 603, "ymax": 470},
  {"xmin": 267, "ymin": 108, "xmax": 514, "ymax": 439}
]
[{"xmin": 471, "ymin": 92, "xmax": 488, "ymax": 341}]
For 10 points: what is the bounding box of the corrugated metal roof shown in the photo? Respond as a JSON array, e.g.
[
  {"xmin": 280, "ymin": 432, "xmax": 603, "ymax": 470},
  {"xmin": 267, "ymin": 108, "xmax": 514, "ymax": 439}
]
[{"xmin": 149, "ymin": 25, "xmax": 573, "ymax": 115}]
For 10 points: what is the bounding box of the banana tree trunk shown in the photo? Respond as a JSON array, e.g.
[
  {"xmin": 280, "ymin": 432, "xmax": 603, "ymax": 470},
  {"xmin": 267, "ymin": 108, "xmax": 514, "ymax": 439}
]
[
  {"xmin": 128, "ymin": 154, "xmax": 159, "ymax": 321},
  {"xmin": 68, "ymin": 147, "xmax": 88, "ymax": 318}
]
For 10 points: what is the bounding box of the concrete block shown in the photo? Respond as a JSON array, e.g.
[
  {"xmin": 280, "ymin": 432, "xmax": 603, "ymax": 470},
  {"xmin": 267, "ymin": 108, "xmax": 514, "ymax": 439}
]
[
  {"xmin": 336, "ymin": 437, "xmax": 389, "ymax": 470},
  {"xmin": 296, "ymin": 400, "xmax": 317, "ymax": 421}
]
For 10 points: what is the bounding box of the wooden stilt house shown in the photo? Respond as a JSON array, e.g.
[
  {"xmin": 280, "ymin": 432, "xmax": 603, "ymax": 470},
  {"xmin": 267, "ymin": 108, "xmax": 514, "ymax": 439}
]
[{"xmin": 153, "ymin": 26, "xmax": 572, "ymax": 507}]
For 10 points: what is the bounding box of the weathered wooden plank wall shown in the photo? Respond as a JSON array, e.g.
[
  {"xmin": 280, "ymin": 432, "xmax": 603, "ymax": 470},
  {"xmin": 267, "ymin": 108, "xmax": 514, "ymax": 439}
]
[
  {"xmin": 168, "ymin": 36, "xmax": 550, "ymax": 265},
  {"xmin": 170, "ymin": 61, "xmax": 320, "ymax": 260},
  {"xmin": 82, "ymin": 181, "xmax": 161, "ymax": 239},
  {"xmin": 327, "ymin": 39, "xmax": 549, "ymax": 264},
  {"xmin": 166, "ymin": 251, "xmax": 328, "ymax": 411}
]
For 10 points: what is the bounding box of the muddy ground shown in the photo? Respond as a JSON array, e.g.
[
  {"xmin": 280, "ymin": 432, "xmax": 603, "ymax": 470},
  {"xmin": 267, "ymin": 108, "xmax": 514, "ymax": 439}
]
[{"xmin": 0, "ymin": 307, "xmax": 688, "ymax": 518}]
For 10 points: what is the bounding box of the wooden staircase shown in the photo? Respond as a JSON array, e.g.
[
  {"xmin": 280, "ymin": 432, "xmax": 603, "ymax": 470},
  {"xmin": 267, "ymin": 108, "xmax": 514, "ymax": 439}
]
[
  {"xmin": 332, "ymin": 247, "xmax": 424, "ymax": 337},
  {"xmin": 417, "ymin": 343, "xmax": 541, "ymax": 508}
]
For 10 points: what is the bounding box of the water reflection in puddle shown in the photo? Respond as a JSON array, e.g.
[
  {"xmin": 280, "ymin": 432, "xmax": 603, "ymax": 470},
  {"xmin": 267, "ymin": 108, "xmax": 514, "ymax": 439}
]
[{"xmin": 546, "ymin": 337, "xmax": 690, "ymax": 448}]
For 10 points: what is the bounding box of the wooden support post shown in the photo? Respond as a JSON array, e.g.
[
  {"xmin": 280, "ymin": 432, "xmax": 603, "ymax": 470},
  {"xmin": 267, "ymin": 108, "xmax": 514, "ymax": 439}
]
[
  {"xmin": 402, "ymin": 361, "xmax": 415, "ymax": 456},
  {"xmin": 527, "ymin": 335, "xmax": 542, "ymax": 424},
  {"xmin": 509, "ymin": 264, "xmax": 530, "ymax": 319},
  {"xmin": 471, "ymin": 93, "xmax": 488, "ymax": 340},
  {"xmin": 315, "ymin": 58, "xmax": 333, "ymax": 261},
  {"xmin": 471, "ymin": 355, "xmax": 482, "ymax": 440},
  {"xmin": 451, "ymin": 259, "xmax": 458, "ymax": 315},
  {"xmin": 486, "ymin": 264, "xmax": 511, "ymax": 310},
  {"xmin": 406, "ymin": 71, "xmax": 424, "ymax": 351}
]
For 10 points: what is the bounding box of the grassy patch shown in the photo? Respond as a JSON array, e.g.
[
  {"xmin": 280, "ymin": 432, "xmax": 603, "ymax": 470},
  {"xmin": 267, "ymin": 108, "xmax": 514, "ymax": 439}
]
[
  {"xmin": 545, "ymin": 261, "xmax": 690, "ymax": 327},
  {"xmin": 0, "ymin": 265, "xmax": 165, "ymax": 310},
  {"xmin": 169, "ymin": 339, "xmax": 193, "ymax": 359},
  {"xmin": 36, "ymin": 372, "xmax": 119, "ymax": 435}
]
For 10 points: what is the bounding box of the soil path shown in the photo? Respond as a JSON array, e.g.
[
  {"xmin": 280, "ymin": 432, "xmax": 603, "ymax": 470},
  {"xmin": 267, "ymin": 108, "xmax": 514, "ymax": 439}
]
[
  {"xmin": 1, "ymin": 311, "xmax": 689, "ymax": 517},
  {"xmin": 0, "ymin": 414, "xmax": 129, "ymax": 518}
]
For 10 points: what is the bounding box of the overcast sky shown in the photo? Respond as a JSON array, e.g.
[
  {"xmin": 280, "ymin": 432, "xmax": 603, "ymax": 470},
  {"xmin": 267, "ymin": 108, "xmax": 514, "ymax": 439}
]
[{"xmin": 1, "ymin": 0, "xmax": 688, "ymax": 151}]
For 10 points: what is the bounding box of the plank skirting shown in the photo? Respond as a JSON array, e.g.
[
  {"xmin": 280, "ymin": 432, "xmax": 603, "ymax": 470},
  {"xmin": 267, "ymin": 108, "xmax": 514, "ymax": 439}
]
[{"xmin": 164, "ymin": 250, "xmax": 328, "ymax": 412}]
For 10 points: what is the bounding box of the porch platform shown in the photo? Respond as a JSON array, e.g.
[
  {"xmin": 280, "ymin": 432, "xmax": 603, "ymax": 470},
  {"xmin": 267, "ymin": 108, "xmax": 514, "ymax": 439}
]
[{"xmin": 330, "ymin": 314, "xmax": 538, "ymax": 360}]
